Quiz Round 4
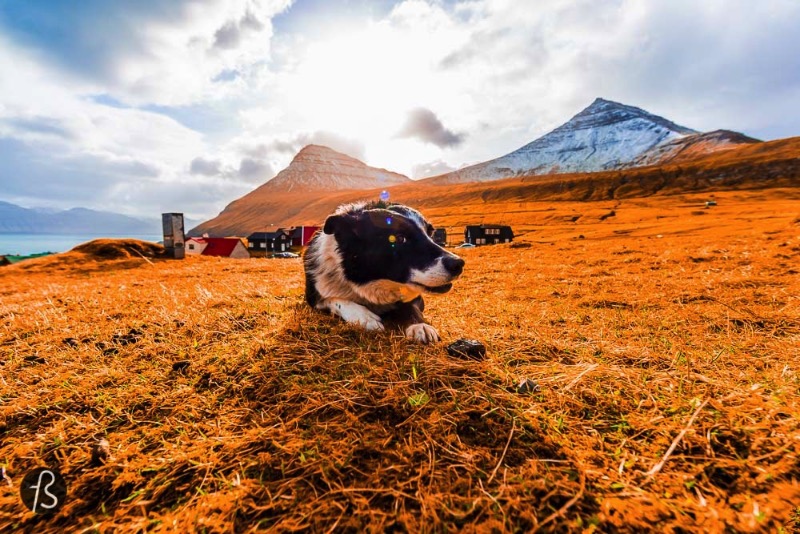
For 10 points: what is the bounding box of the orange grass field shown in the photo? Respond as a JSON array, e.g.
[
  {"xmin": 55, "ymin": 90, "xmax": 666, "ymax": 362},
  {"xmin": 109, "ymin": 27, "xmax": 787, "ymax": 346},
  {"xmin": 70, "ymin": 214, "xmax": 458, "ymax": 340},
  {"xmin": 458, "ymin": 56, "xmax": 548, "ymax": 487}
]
[{"xmin": 1, "ymin": 189, "xmax": 800, "ymax": 532}]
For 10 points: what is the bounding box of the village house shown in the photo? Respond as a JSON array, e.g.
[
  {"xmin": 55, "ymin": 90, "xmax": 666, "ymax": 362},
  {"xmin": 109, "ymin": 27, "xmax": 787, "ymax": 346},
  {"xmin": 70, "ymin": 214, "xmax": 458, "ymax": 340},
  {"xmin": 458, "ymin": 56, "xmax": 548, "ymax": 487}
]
[
  {"xmin": 464, "ymin": 225, "xmax": 514, "ymax": 246},
  {"xmin": 289, "ymin": 226, "xmax": 320, "ymax": 247},
  {"xmin": 185, "ymin": 237, "xmax": 250, "ymax": 259},
  {"xmin": 247, "ymin": 230, "xmax": 292, "ymax": 254},
  {"xmin": 247, "ymin": 225, "xmax": 320, "ymax": 255}
]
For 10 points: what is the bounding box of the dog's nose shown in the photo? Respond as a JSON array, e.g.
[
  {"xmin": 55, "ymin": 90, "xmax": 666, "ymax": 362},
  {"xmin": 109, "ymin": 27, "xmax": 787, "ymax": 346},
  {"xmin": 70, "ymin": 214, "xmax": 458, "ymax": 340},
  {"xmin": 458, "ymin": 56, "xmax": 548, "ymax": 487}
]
[{"xmin": 443, "ymin": 255, "xmax": 465, "ymax": 276}]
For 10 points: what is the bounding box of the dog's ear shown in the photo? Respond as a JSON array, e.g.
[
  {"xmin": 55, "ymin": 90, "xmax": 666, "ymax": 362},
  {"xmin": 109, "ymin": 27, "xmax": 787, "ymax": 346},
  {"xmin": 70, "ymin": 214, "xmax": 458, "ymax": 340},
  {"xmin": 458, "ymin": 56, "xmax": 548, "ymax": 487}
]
[
  {"xmin": 323, "ymin": 214, "xmax": 359, "ymax": 236},
  {"xmin": 323, "ymin": 215, "xmax": 342, "ymax": 235}
]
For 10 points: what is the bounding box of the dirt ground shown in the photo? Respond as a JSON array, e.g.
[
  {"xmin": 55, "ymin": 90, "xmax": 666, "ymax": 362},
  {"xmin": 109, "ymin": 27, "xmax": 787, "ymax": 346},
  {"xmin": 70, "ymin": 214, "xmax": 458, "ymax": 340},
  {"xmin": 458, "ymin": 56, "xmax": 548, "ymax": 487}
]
[{"xmin": 1, "ymin": 190, "xmax": 799, "ymax": 532}]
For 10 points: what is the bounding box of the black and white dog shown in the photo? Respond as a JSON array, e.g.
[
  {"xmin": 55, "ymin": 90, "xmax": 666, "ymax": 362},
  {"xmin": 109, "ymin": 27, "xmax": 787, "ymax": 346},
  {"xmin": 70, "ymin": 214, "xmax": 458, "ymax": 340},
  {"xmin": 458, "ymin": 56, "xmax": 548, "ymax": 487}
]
[{"xmin": 304, "ymin": 201, "xmax": 464, "ymax": 343}]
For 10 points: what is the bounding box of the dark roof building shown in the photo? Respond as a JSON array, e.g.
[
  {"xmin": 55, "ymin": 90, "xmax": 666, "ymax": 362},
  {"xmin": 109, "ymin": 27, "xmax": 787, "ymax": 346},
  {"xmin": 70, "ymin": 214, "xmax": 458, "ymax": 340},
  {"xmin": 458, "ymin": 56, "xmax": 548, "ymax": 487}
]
[
  {"xmin": 464, "ymin": 225, "xmax": 514, "ymax": 246},
  {"xmin": 247, "ymin": 231, "xmax": 292, "ymax": 253}
]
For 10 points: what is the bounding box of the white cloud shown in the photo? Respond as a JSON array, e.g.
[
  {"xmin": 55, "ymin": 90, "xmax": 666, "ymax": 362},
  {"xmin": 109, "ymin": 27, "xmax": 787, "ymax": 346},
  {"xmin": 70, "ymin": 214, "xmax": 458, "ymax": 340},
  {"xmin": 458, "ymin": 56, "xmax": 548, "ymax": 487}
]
[
  {"xmin": 238, "ymin": 157, "xmax": 275, "ymax": 182},
  {"xmin": 190, "ymin": 157, "xmax": 223, "ymax": 176},
  {"xmin": 0, "ymin": 35, "xmax": 219, "ymax": 218},
  {"xmin": 1, "ymin": 0, "xmax": 799, "ymax": 221},
  {"xmin": 411, "ymin": 159, "xmax": 456, "ymax": 179},
  {"xmin": 397, "ymin": 108, "xmax": 465, "ymax": 148}
]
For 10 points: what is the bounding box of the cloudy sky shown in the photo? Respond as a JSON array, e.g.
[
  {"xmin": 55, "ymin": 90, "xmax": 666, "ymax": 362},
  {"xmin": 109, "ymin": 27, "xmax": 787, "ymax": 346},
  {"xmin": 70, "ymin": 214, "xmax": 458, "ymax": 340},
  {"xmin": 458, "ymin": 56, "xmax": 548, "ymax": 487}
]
[{"xmin": 1, "ymin": 0, "xmax": 798, "ymax": 220}]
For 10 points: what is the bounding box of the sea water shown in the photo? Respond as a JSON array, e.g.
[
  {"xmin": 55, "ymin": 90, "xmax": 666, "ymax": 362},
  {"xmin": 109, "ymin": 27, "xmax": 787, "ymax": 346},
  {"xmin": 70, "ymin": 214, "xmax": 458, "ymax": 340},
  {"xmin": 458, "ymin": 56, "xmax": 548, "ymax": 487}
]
[{"xmin": 0, "ymin": 233, "xmax": 163, "ymax": 256}]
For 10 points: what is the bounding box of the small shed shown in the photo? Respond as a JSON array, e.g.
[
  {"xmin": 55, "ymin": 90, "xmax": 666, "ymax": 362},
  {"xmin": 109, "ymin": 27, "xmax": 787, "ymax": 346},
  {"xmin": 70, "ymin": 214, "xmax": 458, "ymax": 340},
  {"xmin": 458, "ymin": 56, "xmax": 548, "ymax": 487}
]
[
  {"xmin": 464, "ymin": 225, "xmax": 514, "ymax": 246},
  {"xmin": 433, "ymin": 228, "xmax": 447, "ymax": 246}
]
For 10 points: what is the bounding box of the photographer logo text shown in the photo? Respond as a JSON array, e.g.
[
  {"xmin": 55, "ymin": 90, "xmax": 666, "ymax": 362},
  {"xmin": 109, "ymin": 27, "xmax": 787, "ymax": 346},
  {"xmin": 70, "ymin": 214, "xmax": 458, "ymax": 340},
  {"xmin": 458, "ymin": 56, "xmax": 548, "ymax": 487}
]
[{"xmin": 20, "ymin": 468, "xmax": 67, "ymax": 514}]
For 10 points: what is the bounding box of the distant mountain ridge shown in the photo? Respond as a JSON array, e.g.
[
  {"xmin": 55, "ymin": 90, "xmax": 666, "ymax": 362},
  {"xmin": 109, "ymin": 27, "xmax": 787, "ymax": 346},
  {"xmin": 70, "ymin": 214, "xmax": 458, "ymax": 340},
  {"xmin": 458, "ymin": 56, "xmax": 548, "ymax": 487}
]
[
  {"xmin": 425, "ymin": 98, "xmax": 757, "ymax": 184},
  {"xmin": 190, "ymin": 98, "xmax": 776, "ymax": 236},
  {"xmin": 0, "ymin": 201, "xmax": 162, "ymax": 234}
]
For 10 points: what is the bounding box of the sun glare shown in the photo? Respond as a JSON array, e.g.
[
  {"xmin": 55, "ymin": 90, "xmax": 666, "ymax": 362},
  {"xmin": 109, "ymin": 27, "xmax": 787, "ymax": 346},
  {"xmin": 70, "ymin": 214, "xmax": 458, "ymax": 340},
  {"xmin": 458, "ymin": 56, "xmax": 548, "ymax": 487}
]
[
  {"xmin": 281, "ymin": 20, "xmax": 461, "ymax": 175},
  {"xmin": 290, "ymin": 26, "xmax": 423, "ymax": 136}
]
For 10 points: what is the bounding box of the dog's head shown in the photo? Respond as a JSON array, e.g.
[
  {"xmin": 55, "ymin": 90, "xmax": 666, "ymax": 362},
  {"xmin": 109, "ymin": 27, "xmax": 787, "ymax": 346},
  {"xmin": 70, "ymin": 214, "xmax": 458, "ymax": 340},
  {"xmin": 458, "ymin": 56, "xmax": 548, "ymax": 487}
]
[{"xmin": 323, "ymin": 204, "xmax": 465, "ymax": 296}]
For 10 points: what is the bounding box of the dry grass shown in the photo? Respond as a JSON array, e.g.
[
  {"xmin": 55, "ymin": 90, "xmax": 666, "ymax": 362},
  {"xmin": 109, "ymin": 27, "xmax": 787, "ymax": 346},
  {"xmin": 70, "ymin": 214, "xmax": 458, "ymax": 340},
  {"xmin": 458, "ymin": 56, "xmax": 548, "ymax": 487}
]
[{"xmin": 1, "ymin": 190, "xmax": 800, "ymax": 532}]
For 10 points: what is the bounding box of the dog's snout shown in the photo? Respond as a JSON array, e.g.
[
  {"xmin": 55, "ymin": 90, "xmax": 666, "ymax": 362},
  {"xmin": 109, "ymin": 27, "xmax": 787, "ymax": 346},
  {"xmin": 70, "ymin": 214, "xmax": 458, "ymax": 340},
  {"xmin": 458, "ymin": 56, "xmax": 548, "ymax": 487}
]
[{"xmin": 443, "ymin": 255, "xmax": 465, "ymax": 276}]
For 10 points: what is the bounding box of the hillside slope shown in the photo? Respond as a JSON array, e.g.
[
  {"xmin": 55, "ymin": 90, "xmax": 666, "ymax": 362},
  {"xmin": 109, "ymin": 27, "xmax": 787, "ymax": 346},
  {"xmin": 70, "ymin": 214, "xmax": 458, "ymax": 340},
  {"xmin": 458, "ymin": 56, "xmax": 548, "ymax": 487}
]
[
  {"xmin": 630, "ymin": 129, "xmax": 761, "ymax": 167},
  {"xmin": 190, "ymin": 136, "xmax": 800, "ymax": 236}
]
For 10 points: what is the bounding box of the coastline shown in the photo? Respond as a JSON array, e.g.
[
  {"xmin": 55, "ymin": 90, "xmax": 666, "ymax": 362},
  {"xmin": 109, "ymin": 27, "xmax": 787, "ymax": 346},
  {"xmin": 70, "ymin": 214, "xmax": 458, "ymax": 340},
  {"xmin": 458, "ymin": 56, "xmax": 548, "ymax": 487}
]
[{"xmin": 0, "ymin": 233, "xmax": 162, "ymax": 256}]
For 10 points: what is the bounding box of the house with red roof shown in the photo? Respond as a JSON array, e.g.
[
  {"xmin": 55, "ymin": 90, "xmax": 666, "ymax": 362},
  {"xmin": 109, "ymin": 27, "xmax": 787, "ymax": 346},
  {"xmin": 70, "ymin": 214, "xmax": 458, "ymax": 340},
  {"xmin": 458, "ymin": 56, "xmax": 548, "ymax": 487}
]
[
  {"xmin": 289, "ymin": 226, "xmax": 320, "ymax": 247},
  {"xmin": 185, "ymin": 237, "xmax": 249, "ymax": 259}
]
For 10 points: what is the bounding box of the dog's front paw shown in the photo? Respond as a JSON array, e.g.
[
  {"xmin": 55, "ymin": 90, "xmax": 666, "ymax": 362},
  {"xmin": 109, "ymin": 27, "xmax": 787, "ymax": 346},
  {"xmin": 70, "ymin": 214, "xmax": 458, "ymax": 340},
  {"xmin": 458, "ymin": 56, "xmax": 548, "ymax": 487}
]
[
  {"xmin": 358, "ymin": 312, "xmax": 385, "ymax": 331},
  {"xmin": 335, "ymin": 302, "xmax": 384, "ymax": 331},
  {"xmin": 405, "ymin": 323, "xmax": 439, "ymax": 344}
]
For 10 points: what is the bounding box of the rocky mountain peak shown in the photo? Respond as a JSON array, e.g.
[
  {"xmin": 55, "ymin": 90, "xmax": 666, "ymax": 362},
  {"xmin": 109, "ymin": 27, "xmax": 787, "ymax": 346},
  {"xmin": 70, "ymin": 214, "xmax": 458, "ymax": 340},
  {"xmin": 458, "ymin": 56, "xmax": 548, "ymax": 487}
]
[
  {"xmin": 188, "ymin": 145, "xmax": 412, "ymax": 235},
  {"xmin": 292, "ymin": 144, "xmax": 346, "ymax": 161},
  {"xmin": 558, "ymin": 98, "xmax": 698, "ymax": 136},
  {"xmin": 264, "ymin": 145, "xmax": 411, "ymax": 193}
]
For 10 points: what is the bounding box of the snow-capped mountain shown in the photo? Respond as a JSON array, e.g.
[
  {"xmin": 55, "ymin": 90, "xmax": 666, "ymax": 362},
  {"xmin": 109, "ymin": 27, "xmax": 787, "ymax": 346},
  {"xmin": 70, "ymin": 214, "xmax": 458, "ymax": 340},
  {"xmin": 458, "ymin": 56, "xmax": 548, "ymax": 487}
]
[
  {"xmin": 265, "ymin": 144, "xmax": 410, "ymax": 192},
  {"xmin": 427, "ymin": 98, "xmax": 700, "ymax": 184}
]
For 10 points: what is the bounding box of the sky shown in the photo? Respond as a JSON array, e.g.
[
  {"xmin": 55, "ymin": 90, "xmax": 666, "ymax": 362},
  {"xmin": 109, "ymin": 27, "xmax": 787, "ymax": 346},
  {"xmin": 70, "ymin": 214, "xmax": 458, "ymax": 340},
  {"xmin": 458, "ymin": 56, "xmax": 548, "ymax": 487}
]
[{"xmin": 0, "ymin": 0, "xmax": 798, "ymax": 220}]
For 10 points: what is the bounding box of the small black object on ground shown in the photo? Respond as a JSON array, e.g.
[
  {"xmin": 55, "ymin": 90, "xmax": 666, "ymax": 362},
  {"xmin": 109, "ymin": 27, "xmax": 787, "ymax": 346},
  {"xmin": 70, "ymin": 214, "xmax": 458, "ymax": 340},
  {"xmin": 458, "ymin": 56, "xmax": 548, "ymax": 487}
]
[
  {"xmin": 516, "ymin": 378, "xmax": 541, "ymax": 394},
  {"xmin": 91, "ymin": 438, "xmax": 111, "ymax": 466},
  {"xmin": 172, "ymin": 360, "xmax": 191, "ymax": 372},
  {"xmin": 446, "ymin": 339, "xmax": 487, "ymax": 360}
]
